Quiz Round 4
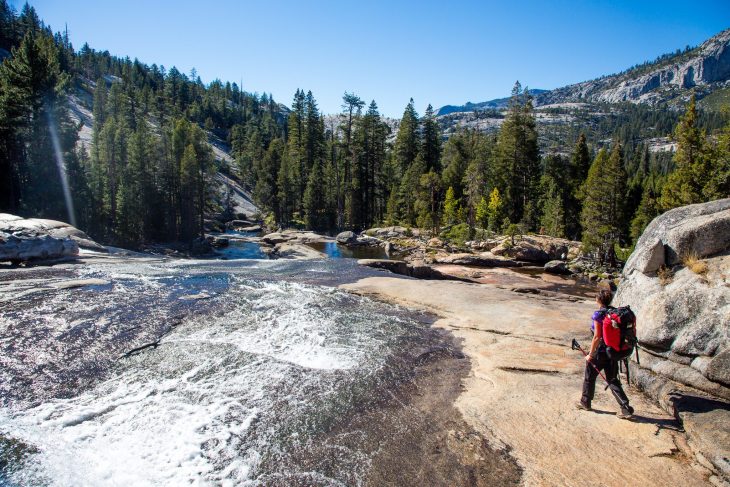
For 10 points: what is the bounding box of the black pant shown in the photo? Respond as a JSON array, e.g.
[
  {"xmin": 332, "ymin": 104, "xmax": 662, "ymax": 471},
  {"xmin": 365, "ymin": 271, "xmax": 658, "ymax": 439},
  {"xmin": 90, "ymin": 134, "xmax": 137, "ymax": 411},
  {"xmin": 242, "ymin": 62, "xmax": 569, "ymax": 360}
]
[{"xmin": 581, "ymin": 350, "xmax": 630, "ymax": 408}]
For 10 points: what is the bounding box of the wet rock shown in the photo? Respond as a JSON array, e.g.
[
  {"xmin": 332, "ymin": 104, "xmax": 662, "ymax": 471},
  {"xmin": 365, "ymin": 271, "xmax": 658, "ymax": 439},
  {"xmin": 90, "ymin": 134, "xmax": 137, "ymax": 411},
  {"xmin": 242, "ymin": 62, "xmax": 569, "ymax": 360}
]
[
  {"xmin": 208, "ymin": 236, "xmax": 229, "ymax": 248},
  {"xmin": 544, "ymin": 260, "xmax": 571, "ymax": 275},
  {"xmin": 179, "ymin": 291, "xmax": 214, "ymax": 300},
  {"xmin": 204, "ymin": 219, "xmax": 225, "ymax": 233},
  {"xmin": 433, "ymin": 252, "xmax": 520, "ymax": 267},
  {"xmin": 226, "ymin": 219, "xmax": 255, "ymax": 229},
  {"xmin": 261, "ymin": 232, "xmax": 291, "ymax": 245},
  {"xmin": 238, "ymin": 225, "xmax": 261, "ymax": 233},
  {"xmin": 358, "ymin": 259, "xmax": 410, "ymax": 276},
  {"xmin": 191, "ymin": 237, "xmax": 213, "ymax": 255},
  {"xmin": 272, "ymin": 242, "xmax": 325, "ymax": 260},
  {"xmin": 336, "ymin": 231, "xmax": 358, "ymax": 245},
  {"xmin": 50, "ymin": 278, "xmax": 110, "ymax": 289}
]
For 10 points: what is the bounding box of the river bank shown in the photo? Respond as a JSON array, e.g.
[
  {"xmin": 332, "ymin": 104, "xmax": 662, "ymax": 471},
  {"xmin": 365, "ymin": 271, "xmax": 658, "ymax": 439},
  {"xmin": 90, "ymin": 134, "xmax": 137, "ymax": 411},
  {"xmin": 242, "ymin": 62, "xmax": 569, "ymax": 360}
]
[{"xmin": 341, "ymin": 272, "xmax": 716, "ymax": 486}]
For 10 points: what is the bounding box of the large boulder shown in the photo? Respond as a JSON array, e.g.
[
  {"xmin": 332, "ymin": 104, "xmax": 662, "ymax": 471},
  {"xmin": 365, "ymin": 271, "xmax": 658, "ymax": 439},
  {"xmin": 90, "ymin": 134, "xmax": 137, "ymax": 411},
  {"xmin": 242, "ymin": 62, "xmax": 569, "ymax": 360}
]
[
  {"xmin": 0, "ymin": 213, "xmax": 104, "ymax": 252},
  {"xmin": 624, "ymin": 198, "xmax": 730, "ymax": 275},
  {"xmin": 0, "ymin": 214, "xmax": 104, "ymax": 262},
  {"xmin": 616, "ymin": 199, "xmax": 730, "ymax": 394}
]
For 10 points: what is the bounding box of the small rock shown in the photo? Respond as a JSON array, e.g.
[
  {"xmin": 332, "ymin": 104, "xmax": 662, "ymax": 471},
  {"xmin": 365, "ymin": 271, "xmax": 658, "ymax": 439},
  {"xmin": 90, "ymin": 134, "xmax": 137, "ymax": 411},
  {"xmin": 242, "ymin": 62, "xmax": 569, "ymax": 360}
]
[
  {"xmin": 428, "ymin": 237, "xmax": 444, "ymax": 248},
  {"xmin": 544, "ymin": 260, "xmax": 571, "ymax": 275},
  {"xmin": 336, "ymin": 231, "xmax": 358, "ymax": 245}
]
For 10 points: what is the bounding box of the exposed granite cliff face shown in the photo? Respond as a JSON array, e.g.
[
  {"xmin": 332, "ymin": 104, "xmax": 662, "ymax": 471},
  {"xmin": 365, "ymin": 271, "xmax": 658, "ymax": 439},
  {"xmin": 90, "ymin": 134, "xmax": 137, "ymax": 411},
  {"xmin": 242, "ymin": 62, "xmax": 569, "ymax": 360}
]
[{"xmin": 440, "ymin": 29, "xmax": 730, "ymax": 116}]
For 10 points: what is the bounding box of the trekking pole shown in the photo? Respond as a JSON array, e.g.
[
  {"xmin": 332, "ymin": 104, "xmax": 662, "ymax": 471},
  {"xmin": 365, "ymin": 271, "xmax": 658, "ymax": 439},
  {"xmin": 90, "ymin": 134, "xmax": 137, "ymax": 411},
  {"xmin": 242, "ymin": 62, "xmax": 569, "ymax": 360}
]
[
  {"xmin": 571, "ymin": 338, "xmax": 608, "ymax": 385},
  {"xmin": 571, "ymin": 339, "xmax": 630, "ymax": 409}
]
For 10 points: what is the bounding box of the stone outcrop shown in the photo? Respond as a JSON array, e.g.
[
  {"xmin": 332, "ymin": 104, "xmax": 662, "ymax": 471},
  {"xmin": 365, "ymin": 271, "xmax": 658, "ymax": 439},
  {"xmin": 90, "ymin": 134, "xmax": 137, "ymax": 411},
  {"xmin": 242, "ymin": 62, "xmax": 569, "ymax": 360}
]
[
  {"xmin": 0, "ymin": 214, "xmax": 110, "ymax": 262},
  {"xmin": 358, "ymin": 259, "xmax": 466, "ymax": 281},
  {"xmin": 616, "ymin": 199, "xmax": 730, "ymax": 479},
  {"xmin": 490, "ymin": 235, "xmax": 578, "ymax": 264},
  {"xmin": 432, "ymin": 252, "xmax": 520, "ymax": 268}
]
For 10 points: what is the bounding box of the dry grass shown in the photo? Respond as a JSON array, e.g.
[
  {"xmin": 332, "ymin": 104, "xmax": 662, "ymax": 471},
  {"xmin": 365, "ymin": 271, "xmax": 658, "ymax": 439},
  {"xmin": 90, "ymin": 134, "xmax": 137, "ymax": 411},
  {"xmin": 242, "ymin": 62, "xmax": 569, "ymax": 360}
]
[
  {"xmin": 682, "ymin": 252, "xmax": 709, "ymax": 275},
  {"xmin": 657, "ymin": 265, "xmax": 674, "ymax": 285}
]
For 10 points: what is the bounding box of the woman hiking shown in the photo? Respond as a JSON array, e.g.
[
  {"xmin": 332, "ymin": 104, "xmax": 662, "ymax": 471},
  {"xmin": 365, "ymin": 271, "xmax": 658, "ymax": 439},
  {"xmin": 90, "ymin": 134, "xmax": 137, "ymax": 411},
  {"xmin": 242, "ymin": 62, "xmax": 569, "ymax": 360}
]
[{"xmin": 577, "ymin": 288, "xmax": 634, "ymax": 419}]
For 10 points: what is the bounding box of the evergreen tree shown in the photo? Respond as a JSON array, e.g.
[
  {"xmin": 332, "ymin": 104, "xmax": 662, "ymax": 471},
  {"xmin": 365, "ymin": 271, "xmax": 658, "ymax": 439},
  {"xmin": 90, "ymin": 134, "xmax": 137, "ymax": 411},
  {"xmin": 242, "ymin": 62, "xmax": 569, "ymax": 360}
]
[
  {"xmin": 304, "ymin": 158, "xmax": 327, "ymax": 230},
  {"xmin": 660, "ymin": 96, "xmax": 712, "ymax": 210},
  {"xmin": 566, "ymin": 133, "xmax": 590, "ymax": 238},
  {"xmin": 442, "ymin": 186, "xmax": 460, "ymax": 226},
  {"xmin": 630, "ymin": 175, "xmax": 662, "ymax": 243},
  {"xmin": 581, "ymin": 144, "xmax": 628, "ymax": 266},
  {"xmin": 494, "ymin": 82, "xmax": 540, "ymax": 227},
  {"xmin": 394, "ymin": 99, "xmax": 419, "ymax": 175},
  {"xmin": 486, "ymin": 187, "xmax": 505, "ymax": 232},
  {"xmin": 415, "ymin": 170, "xmax": 442, "ymax": 234},
  {"xmin": 420, "ymin": 104, "xmax": 441, "ymax": 173}
]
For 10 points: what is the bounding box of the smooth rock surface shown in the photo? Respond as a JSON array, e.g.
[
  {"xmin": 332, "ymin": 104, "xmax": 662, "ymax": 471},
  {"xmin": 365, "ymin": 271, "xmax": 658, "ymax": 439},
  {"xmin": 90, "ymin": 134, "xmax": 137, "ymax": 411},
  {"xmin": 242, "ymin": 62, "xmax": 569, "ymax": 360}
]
[{"xmin": 341, "ymin": 277, "xmax": 711, "ymax": 486}]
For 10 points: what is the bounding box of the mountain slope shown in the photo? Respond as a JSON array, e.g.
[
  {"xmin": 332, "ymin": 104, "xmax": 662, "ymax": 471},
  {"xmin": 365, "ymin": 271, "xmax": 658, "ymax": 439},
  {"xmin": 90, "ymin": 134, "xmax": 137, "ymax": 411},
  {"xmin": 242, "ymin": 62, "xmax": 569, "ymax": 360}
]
[{"xmin": 438, "ymin": 28, "xmax": 730, "ymax": 115}]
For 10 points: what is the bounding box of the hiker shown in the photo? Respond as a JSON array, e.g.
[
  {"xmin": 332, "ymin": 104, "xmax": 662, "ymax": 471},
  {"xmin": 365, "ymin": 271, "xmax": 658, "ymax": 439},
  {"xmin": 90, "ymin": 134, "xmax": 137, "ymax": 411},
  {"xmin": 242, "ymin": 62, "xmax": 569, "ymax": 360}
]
[{"xmin": 577, "ymin": 288, "xmax": 635, "ymax": 419}]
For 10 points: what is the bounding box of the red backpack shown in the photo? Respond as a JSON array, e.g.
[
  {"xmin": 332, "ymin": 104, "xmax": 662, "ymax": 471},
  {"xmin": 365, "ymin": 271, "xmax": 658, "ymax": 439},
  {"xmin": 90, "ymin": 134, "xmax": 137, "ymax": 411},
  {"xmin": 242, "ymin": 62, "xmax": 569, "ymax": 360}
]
[{"xmin": 601, "ymin": 306, "xmax": 637, "ymax": 361}]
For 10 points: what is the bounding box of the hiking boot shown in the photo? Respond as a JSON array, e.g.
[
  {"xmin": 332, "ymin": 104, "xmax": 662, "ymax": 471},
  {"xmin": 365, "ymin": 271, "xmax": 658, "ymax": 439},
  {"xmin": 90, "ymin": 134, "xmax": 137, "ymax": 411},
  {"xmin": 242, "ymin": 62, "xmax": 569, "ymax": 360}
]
[
  {"xmin": 576, "ymin": 401, "xmax": 591, "ymax": 411},
  {"xmin": 617, "ymin": 405, "xmax": 634, "ymax": 419}
]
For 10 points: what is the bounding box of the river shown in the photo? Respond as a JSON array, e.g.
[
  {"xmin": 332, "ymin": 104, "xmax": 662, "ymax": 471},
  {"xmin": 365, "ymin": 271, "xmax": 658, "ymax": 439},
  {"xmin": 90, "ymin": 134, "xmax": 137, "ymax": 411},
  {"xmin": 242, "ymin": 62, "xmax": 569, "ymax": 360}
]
[{"xmin": 0, "ymin": 257, "xmax": 517, "ymax": 486}]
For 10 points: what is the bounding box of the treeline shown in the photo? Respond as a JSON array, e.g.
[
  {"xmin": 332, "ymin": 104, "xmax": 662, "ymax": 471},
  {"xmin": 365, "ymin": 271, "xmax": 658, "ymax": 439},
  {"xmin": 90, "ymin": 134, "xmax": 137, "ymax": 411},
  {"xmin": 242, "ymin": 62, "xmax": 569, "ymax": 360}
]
[
  {"xmin": 249, "ymin": 82, "xmax": 728, "ymax": 265},
  {"xmin": 0, "ymin": 1, "xmax": 285, "ymax": 245},
  {"xmin": 1, "ymin": 2, "xmax": 727, "ymax": 256}
]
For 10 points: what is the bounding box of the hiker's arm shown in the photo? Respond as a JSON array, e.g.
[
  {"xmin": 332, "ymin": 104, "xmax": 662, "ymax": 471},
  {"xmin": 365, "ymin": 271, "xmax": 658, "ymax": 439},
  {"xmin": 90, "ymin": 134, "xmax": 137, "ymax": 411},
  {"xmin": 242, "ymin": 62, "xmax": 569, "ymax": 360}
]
[{"xmin": 587, "ymin": 321, "xmax": 602, "ymax": 360}]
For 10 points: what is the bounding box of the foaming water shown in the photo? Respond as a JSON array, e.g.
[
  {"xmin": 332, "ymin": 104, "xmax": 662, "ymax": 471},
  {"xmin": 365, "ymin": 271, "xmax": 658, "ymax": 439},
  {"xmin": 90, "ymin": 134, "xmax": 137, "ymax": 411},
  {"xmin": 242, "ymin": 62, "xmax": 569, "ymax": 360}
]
[{"xmin": 0, "ymin": 258, "xmax": 431, "ymax": 486}]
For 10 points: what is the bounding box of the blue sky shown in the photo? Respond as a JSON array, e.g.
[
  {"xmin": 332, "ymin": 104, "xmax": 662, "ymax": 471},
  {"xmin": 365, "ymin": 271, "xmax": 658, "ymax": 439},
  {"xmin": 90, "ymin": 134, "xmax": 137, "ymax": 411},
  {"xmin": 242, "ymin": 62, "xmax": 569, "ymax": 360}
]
[{"xmin": 12, "ymin": 0, "xmax": 730, "ymax": 117}]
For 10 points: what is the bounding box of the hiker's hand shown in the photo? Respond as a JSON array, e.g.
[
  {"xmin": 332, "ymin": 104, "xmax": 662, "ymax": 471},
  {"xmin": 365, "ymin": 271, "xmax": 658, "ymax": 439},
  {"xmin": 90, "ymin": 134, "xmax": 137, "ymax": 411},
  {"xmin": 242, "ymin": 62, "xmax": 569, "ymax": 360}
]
[{"xmin": 585, "ymin": 354, "xmax": 593, "ymax": 363}]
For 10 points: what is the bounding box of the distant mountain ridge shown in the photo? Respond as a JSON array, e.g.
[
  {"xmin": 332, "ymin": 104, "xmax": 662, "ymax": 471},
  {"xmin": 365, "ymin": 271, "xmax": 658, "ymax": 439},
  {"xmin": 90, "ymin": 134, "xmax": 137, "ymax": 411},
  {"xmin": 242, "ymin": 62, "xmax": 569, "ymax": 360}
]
[
  {"xmin": 438, "ymin": 28, "xmax": 730, "ymax": 115},
  {"xmin": 436, "ymin": 90, "xmax": 548, "ymax": 116}
]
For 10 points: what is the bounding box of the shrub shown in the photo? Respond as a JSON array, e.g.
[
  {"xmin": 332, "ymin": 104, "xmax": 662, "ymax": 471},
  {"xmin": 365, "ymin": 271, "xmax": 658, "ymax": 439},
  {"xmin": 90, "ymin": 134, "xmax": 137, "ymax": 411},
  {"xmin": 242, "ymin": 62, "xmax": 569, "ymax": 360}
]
[
  {"xmin": 657, "ymin": 265, "xmax": 674, "ymax": 285},
  {"xmin": 682, "ymin": 252, "xmax": 708, "ymax": 275},
  {"xmin": 441, "ymin": 223, "xmax": 470, "ymax": 246}
]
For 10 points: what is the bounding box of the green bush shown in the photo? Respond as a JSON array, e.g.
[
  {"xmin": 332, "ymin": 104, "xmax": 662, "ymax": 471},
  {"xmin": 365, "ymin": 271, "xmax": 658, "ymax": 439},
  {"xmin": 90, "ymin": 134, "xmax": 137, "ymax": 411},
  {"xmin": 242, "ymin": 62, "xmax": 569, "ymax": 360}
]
[{"xmin": 441, "ymin": 223, "xmax": 470, "ymax": 245}]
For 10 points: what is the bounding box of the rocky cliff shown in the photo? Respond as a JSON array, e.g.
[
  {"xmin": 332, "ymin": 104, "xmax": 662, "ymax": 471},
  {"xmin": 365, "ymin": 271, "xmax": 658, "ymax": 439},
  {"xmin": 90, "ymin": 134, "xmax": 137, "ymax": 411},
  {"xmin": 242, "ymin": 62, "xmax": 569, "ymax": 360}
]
[
  {"xmin": 439, "ymin": 28, "xmax": 730, "ymax": 115},
  {"xmin": 539, "ymin": 29, "xmax": 730, "ymax": 106}
]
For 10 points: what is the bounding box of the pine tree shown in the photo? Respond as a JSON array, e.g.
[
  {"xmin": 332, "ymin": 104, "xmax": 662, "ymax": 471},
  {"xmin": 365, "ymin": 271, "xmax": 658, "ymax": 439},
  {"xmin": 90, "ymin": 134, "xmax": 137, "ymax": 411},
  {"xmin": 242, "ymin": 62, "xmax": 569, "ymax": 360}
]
[
  {"xmin": 442, "ymin": 186, "xmax": 460, "ymax": 226},
  {"xmin": 540, "ymin": 178, "xmax": 566, "ymax": 237},
  {"xmin": 581, "ymin": 144, "xmax": 628, "ymax": 266},
  {"xmin": 660, "ymin": 96, "xmax": 712, "ymax": 210},
  {"xmin": 415, "ymin": 170, "xmax": 442, "ymax": 234},
  {"xmin": 475, "ymin": 196, "xmax": 489, "ymax": 229},
  {"xmin": 394, "ymin": 99, "xmax": 419, "ymax": 175},
  {"xmin": 566, "ymin": 133, "xmax": 590, "ymax": 238},
  {"xmin": 304, "ymin": 158, "xmax": 327, "ymax": 230},
  {"xmin": 420, "ymin": 104, "xmax": 441, "ymax": 173},
  {"xmin": 494, "ymin": 82, "xmax": 540, "ymax": 226},
  {"xmin": 486, "ymin": 187, "xmax": 504, "ymax": 232},
  {"xmin": 630, "ymin": 176, "xmax": 662, "ymax": 243}
]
